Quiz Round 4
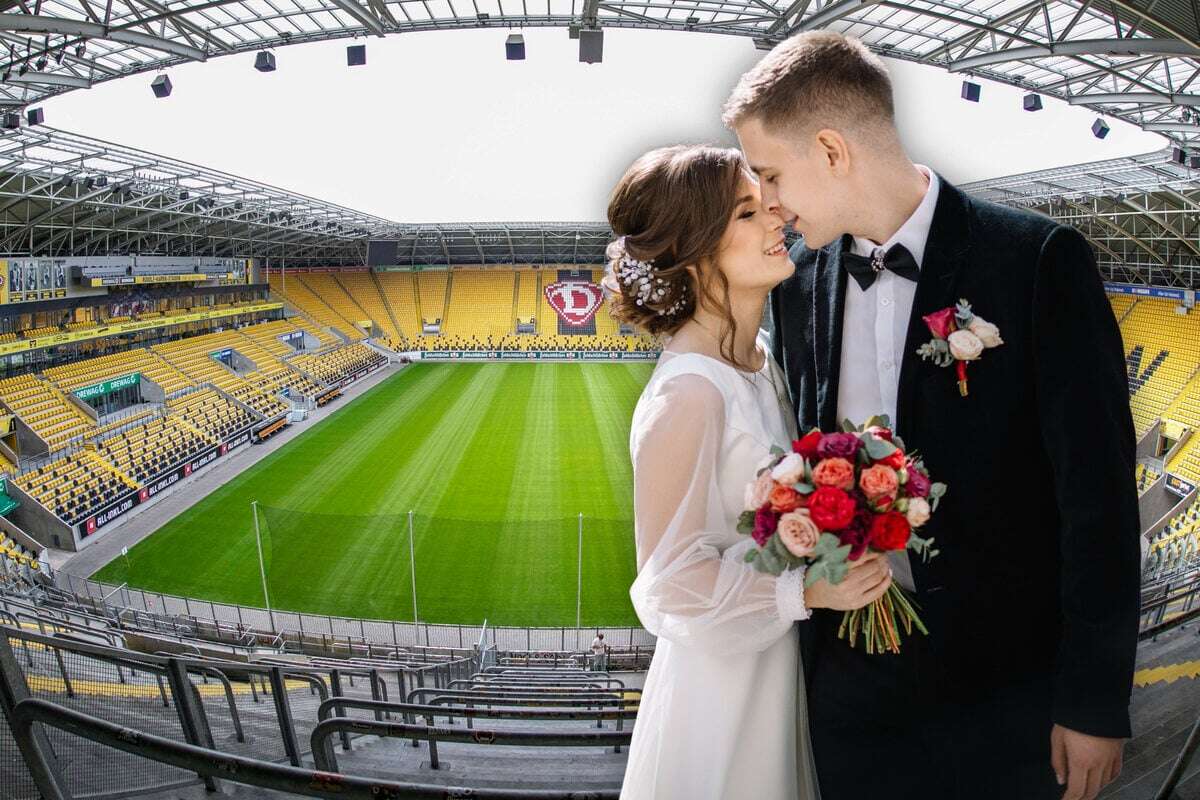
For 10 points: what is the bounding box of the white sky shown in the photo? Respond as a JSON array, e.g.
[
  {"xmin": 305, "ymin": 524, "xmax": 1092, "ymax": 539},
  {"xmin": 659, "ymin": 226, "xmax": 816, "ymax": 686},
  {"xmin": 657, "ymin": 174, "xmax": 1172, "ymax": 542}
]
[{"xmin": 42, "ymin": 28, "xmax": 1167, "ymax": 224}]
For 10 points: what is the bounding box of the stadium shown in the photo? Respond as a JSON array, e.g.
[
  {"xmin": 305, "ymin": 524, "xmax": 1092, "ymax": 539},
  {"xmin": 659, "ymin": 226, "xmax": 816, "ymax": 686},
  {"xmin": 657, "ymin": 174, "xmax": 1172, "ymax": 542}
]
[{"xmin": 0, "ymin": 0, "xmax": 1196, "ymax": 798}]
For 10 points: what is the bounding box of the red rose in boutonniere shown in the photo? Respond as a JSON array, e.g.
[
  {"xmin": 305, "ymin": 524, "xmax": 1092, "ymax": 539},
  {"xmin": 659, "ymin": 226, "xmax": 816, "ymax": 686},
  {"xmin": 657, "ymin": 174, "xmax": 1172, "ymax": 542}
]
[{"xmin": 916, "ymin": 299, "xmax": 1004, "ymax": 396}]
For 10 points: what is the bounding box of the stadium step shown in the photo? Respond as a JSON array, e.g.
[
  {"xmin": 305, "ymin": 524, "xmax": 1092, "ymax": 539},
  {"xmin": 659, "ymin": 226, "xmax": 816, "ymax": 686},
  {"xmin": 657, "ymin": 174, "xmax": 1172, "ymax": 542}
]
[
  {"xmin": 81, "ymin": 448, "xmax": 137, "ymax": 490},
  {"xmin": 331, "ymin": 733, "xmax": 626, "ymax": 792},
  {"xmin": 369, "ymin": 270, "xmax": 406, "ymax": 340}
]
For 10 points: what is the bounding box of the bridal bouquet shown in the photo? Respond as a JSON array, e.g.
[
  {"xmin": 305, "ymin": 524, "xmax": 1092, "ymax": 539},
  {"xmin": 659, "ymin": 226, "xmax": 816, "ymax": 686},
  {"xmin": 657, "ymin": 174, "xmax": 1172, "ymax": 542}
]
[{"xmin": 737, "ymin": 416, "xmax": 945, "ymax": 655}]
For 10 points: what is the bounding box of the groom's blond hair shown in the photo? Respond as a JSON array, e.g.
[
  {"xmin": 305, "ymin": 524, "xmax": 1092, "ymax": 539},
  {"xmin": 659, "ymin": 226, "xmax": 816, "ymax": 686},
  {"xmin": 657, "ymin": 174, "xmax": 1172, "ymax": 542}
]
[{"xmin": 722, "ymin": 31, "xmax": 895, "ymax": 139}]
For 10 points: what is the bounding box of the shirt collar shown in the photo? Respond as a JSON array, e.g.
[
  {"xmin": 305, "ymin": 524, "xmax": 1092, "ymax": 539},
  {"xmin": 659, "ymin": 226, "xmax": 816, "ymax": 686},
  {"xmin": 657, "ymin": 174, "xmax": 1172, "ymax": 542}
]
[{"xmin": 849, "ymin": 164, "xmax": 939, "ymax": 269}]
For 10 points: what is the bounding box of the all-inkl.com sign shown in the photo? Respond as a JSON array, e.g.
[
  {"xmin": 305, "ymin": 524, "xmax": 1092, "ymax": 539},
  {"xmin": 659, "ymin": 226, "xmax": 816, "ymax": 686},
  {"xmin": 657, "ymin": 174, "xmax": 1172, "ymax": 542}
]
[{"xmin": 79, "ymin": 432, "xmax": 251, "ymax": 538}]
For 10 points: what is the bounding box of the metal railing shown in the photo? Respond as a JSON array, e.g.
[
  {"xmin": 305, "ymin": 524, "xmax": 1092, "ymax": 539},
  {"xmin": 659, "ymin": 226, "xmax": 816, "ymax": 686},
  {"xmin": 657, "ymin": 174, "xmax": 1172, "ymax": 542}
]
[
  {"xmin": 310, "ymin": 715, "xmax": 631, "ymax": 774},
  {"xmin": 45, "ymin": 567, "xmax": 656, "ymax": 657},
  {"xmin": 8, "ymin": 698, "xmax": 616, "ymax": 800}
]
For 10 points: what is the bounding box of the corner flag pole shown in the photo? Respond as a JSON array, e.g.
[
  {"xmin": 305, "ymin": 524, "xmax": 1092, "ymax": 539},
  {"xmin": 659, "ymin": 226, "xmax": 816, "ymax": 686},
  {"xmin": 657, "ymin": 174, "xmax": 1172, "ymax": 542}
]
[
  {"xmin": 408, "ymin": 510, "xmax": 419, "ymax": 624},
  {"xmin": 576, "ymin": 512, "xmax": 583, "ymax": 629},
  {"xmin": 252, "ymin": 500, "xmax": 274, "ymax": 630}
]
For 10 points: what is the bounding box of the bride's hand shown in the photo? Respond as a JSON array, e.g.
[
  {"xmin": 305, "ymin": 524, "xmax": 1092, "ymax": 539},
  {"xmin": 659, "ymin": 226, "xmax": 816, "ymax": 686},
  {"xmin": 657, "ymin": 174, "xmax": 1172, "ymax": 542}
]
[{"xmin": 803, "ymin": 551, "xmax": 893, "ymax": 611}]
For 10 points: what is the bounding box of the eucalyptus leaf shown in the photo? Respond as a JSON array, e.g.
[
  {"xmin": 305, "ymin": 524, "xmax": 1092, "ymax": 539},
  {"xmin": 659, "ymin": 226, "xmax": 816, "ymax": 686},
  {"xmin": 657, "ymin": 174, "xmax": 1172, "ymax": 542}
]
[
  {"xmin": 744, "ymin": 549, "xmax": 759, "ymax": 563},
  {"xmin": 759, "ymin": 546, "xmax": 784, "ymax": 575},
  {"xmin": 813, "ymin": 532, "xmax": 842, "ymax": 558},
  {"xmin": 794, "ymin": 482, "xmax": 815, "ymax": 494},
  {"xmin": 864, "ymin": 414, "xmax": 890, "ymax": 430},
  {"xmin": 864, "ymin": 435, "xmax": 899, "ymax": 460},
  {"xmin": 841, "ymin": 419, "xmax": 858, "ymax": 433},
  {"xmin": 736, "ymin": 510, "xmax": 756, "ymax": 535},
  {"xmin": 770, "ymin": 444, "xmax": 786, "ymax": 457},
  {"xmin": 804, "ymin": 561, "xmax": 827, "ymax": 587},
  {"xmin": 826, "ymin": 560, "xmax": 850, "ymax": 585}
]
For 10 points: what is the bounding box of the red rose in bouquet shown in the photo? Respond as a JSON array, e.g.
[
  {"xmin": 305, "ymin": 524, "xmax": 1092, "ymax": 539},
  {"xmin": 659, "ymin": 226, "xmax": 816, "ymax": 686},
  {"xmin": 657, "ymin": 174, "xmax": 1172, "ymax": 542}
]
[
  {"xmin": 868, "ymin": 511, "xmax": 911, "ymax": 551},
  {"xmin": 792, "ymin": 430, "xmax": 823, "ymax": 461},
  {"xmin": 807, "ymin": 487, "xmax": 857, "ymax": 530},
  {"xmin": 738, "ymin": 415, "xmax": 946, "ymax": 655}
]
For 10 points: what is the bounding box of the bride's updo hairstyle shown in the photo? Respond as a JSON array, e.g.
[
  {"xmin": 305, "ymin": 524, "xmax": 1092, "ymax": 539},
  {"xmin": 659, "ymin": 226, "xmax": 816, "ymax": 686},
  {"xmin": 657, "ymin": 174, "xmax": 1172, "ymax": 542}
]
[{"xmin": 605, "ymin": 144, "xmax": 753, "ymax": 371}]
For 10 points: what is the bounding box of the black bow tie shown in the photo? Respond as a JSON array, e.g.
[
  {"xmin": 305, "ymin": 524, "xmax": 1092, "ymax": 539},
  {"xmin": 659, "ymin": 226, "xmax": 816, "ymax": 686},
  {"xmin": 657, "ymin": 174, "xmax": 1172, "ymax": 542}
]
[{"xmin": 841, "ymin": 242, "xmax": 920, "ymax": 291}]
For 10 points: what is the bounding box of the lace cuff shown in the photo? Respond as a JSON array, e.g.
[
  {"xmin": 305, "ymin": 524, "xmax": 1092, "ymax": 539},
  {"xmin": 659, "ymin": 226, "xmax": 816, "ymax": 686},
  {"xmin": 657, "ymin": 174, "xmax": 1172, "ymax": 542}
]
[{"xmin": 774, "ymin": 565, "xmax": 811, "ymax": 622}]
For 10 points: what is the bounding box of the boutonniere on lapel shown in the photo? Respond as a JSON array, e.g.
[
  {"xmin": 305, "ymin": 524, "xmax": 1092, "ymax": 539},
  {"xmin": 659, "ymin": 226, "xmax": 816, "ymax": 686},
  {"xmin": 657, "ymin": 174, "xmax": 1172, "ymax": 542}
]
[{"xmin": 916, "ymin": 299, "xmax": 1004, "ymax": 397}]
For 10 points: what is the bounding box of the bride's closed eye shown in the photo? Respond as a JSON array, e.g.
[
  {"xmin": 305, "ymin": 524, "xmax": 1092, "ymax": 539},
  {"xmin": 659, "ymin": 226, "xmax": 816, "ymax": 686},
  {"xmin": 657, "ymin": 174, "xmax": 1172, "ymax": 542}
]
[{"xmin": 739, "ymin": 210, "xmax": 756, "ymax": 220}]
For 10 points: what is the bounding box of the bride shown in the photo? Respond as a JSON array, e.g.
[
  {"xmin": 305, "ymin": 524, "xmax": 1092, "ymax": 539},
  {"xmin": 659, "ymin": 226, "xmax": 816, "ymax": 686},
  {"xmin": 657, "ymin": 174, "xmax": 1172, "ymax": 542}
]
[{"xmin": 604, "ymin": 144, "xmax": 893, "ymax": 800}]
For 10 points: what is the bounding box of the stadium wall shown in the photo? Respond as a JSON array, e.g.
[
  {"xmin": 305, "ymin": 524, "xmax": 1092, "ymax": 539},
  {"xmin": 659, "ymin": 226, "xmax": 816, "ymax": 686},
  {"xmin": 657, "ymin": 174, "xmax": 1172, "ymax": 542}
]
[{"xmin": 406, "ymin": 350, "xmax": 658, "ymax": 361}]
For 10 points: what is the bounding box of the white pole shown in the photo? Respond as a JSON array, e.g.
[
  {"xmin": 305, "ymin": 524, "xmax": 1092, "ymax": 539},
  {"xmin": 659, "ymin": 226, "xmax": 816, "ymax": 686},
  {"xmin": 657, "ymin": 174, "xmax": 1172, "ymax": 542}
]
[
  {"xmin": 252, "ymin": 500, "xmax": 274, "ymax": 630},
  {"xmin": 576, "ymin": 512, "xmax": 583, "ymax": 629},
  {"xmin": 408, "ymin": 510, "xmax": 419, "ymax": 624}
]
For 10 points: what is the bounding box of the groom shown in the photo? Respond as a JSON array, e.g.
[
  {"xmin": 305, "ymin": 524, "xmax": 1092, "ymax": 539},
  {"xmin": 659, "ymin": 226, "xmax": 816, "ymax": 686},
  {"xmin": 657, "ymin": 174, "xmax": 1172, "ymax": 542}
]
[{"xmin": 723, "ymin": 32, "xmax": 1140, "ymax": 800}]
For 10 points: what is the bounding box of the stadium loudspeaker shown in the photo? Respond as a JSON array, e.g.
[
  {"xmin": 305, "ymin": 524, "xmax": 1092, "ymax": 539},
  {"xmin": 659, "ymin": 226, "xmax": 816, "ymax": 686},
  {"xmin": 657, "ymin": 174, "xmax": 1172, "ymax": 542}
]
[
  {"xmin": 960, "ymin": 81, "xmax": 981, "ymax": 102},
  {"xmin": 1092, "ymin": 118, "xmax": 1110, "ymax": 139},
  {"xmin": 151, "ymin": 74, "xmax": 172, "ymax": 98},
  {"xmin": 1190, "ymin": 154, "xmax": 1200, "ymax": 169},
  {"xmin": 506, "ymin": 34, "xmax": 526, "ymax": 60},
  {"xmin": 347, "ymin": 44, "xmax": 366, "ymax": 66},
  {"xmin": 25, "ymin": 107, "xmax": 43, "ymax": 126},
  {"xmin": 1172, "ymin": 147, "xmax": 1188, "ymax": 165},
  {"xmin": 1, "ymin": 112, "xmax": 19, "ymax": 129},
  {"xmin": 579, "ymin": 29, "xmax": 603, "ymax": 63},
  {"xmin": 255, "ymin": 51, "xmax": 276, "ymax": 72},
  {"xmin": 568, "ymin": 24, "xmax": 580, "ymax": 39},
  {"xmin": 1023, "ymin": 93, "xmax": 1042, "ymax": 111}
]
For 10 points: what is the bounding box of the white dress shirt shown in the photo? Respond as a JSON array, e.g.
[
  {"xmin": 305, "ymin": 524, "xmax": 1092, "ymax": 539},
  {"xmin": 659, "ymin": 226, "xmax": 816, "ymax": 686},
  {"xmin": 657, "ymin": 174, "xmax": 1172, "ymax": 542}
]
[
  {"xmin": 835, "ymin": 165, "xmax": 938, "ymax": 592},
  {"xmin": 836, "ymin": 165, "xmax": 940, "ymax": 429}
]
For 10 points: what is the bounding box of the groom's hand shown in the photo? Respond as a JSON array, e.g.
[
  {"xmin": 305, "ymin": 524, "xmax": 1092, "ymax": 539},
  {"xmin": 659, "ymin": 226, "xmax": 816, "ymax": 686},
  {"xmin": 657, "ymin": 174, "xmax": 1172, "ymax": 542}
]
[{"xmin": 1051, "ymin": 724, "xmax": 1123, "ymax": 800}]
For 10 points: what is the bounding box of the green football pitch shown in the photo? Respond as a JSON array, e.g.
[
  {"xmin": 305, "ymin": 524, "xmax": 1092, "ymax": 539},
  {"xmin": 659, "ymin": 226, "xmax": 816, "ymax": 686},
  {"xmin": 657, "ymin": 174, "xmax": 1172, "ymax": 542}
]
[{"xmin": 92, "ymin": 362, "xmax": 655, "ymax": 627}]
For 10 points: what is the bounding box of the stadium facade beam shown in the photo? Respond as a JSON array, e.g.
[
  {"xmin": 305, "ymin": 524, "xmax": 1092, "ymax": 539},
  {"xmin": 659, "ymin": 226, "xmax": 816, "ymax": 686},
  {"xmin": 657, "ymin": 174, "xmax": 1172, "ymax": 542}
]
[
  {"xmin": 5, "ymin": 73, "xmax": 92, "ymax": 89},
  {"xmin": 0, "ymin": 13, "xmax": 208, "ymax": 62},
  {"xmin": 1068, "ymin": 92, "xmax": 1200, "ymax": 106},
  {"xmin": 1117, "ymin": 197, "xmax": 1200, "ymax": 258},
  {"xmin": 792, "ymin": 0, "xmax": 878, "ymax": 33},
  {"xmin": 325, "ymin": 0, "xmax": 387, "ymax": 36},
  {"xmin": 948, "ymin": 38, "xmax": 1200, "ymax": 73},
  {"xmin": 132, "ymin": 0, "xmax": 236, "ymax": 53}
]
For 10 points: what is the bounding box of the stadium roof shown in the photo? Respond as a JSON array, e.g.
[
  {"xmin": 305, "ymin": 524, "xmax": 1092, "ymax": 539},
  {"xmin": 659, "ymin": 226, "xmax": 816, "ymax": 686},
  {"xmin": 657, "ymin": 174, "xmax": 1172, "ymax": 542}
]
[
  {"xmin": 0, "ymin": 1, "xmax": 1198, "ymax": 146},
  {"xmin": 0, "ymin": 125, "xmax": 395, "ymax": 262},
  {"xmin": 0, "ymin": 127, "xmax": 1196, "ymax": 287},
  {"xmin": 962, "ymin": 145, "xmax": 1200, "ymax": 288}
]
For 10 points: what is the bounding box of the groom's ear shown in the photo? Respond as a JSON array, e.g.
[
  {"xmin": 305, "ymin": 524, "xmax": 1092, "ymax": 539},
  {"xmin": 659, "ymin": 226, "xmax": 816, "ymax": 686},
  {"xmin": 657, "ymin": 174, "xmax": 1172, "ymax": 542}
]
[{"xmin": 815, "ymin": 129, "xmax": 851, "ymax": 176}]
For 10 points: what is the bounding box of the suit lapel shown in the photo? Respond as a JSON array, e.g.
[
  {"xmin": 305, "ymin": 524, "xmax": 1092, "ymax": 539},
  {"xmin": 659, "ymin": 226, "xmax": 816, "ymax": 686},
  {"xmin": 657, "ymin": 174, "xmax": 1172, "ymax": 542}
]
[
  {"xmin": 813, "ymin": 234, "xmax": 850, "ymax": 432},
  {"xmin": 895, "ymin": 177, "xmax": 972, "ymax": 438}
]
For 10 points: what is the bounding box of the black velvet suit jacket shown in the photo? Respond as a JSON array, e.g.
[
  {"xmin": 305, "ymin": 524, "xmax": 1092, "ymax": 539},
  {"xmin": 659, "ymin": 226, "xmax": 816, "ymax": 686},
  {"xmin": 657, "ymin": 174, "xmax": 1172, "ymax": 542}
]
[{"xmin": 769, "ymin": 177, "xmax": 1141, "ymax": 739}]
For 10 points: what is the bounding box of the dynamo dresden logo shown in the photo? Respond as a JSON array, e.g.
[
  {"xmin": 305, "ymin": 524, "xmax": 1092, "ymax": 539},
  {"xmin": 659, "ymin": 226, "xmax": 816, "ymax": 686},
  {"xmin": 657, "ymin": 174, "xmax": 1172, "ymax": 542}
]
[{"xmin": 544, "ymin": 281, "xmax": 604, "ymax": 326}]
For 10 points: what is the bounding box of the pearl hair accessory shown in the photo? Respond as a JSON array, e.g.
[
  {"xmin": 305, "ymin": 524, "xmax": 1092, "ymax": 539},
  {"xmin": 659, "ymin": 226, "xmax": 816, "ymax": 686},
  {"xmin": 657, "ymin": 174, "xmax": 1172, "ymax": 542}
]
[{"xmin": 604, "ymin": 236, "xmax": 686, "ymax": 317}]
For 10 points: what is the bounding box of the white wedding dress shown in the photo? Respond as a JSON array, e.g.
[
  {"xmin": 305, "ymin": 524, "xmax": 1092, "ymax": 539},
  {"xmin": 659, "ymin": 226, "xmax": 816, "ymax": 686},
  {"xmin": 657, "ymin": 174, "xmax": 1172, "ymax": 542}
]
[{"xmin": 619, "ymin": 337, "xmax": 822, "ymax": 800}]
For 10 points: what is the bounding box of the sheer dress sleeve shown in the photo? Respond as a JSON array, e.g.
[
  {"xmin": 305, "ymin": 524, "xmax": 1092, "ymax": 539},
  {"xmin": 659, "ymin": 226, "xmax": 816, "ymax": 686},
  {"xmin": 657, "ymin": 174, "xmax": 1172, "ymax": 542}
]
[{"xmin": 629, "ymin": 370, "xmax": 809, "ymax": 657}]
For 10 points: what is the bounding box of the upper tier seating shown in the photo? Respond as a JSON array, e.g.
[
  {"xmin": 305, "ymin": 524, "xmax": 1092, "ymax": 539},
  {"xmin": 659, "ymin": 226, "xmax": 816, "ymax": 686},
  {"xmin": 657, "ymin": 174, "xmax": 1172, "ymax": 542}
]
[{"xmin": 267, "ymin": 274, "xmax": 363, "ymax": 342}]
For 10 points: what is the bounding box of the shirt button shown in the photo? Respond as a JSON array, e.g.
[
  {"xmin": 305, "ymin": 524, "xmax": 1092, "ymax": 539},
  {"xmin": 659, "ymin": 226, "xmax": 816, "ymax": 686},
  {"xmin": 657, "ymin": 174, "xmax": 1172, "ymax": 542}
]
[
  {"xmin": 880, "ymin": 298, "xmax": 891, "ymax": 307},
  {"xmin": 882, "ymin": 361, "xmax": 894, "ymax": 371}
]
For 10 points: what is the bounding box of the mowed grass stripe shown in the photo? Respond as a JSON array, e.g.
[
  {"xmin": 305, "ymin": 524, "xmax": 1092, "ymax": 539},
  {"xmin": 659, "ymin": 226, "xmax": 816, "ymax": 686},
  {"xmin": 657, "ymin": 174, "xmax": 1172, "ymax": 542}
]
[
  {"xmin": 93, "ymin": 363, "xmax": 653, "ymax": 626},
  {"xmin": 266, "ymin": 363, "xmax": 512, "ymax": 619}
]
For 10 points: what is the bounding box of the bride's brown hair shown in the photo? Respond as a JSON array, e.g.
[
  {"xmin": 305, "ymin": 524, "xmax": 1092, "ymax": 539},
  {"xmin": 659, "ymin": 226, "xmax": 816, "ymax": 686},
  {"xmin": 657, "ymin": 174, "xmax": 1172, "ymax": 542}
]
[{"xmin": 605, "ymin": 144, "xmax": 754, "ymax": 371}]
